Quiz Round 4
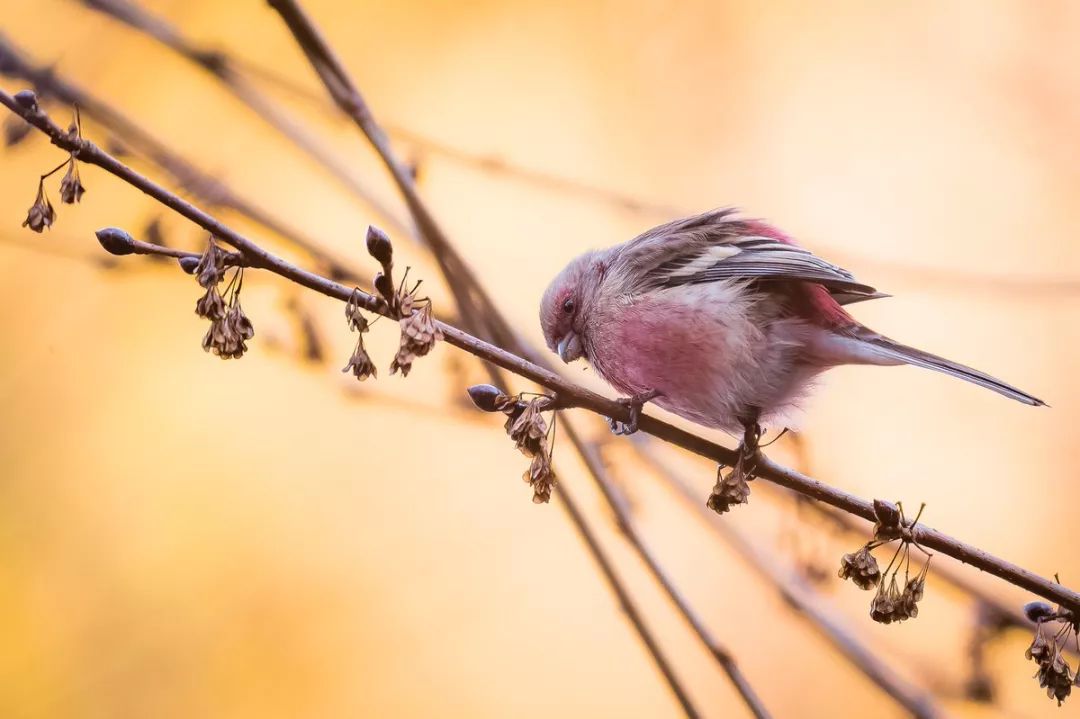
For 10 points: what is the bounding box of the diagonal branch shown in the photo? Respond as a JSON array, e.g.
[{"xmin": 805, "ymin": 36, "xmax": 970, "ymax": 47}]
[
  {"xmin": 81, "ymin": 0, "xmax": 1077, "ymax": 701},
  {"xmin": 0, "ymin": 33, "xmax": 355, "ymax": 282},
  {"xmin": 3, "ymin": 84, "xmax": 1077, "ymax": 640},
  {"xmin": 254, "ymin": 2, "xmax": 1080, "ymax": 618}
]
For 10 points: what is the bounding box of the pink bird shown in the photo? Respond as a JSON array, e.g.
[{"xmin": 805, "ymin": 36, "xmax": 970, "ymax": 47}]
[{"xmin": 540, "ymin": 209, "xmax": 1045, "ymax": 441}]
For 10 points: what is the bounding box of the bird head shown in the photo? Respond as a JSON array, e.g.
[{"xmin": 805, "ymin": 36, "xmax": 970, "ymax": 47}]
[{"xmin": 540, "ymin": 250, "xmax": 604, "ymax": 364}]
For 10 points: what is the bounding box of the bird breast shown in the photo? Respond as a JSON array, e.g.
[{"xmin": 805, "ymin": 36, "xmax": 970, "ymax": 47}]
[{"xmin": 584, "ymin": 281, "xmax": 818, "ymax": 432}]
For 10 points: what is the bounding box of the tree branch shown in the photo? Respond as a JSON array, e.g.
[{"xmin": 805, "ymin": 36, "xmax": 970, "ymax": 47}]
[
  {"xmin": 0, "ymin": 33, "xmax": 368, "ymax": 287},
  {"xmin": 3, "ymin": 84, "xmax": 1075, "ymax": 614},
  {"xmin": 4, "ymin": 85, "xmax": 1079, "ymax": 718},
  {"xmin": 74, "ymin": 0, "xmax": 412, "ymax": 237}
]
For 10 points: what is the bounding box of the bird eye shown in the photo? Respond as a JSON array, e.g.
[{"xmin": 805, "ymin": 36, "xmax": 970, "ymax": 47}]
[{"xmin": 562, "ymin": 297, "xmax": 575, "ymax": 314}]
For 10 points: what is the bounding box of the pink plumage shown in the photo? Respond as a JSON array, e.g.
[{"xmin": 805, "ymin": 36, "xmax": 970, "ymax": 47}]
[{"xmin": 540, "ymin": 209, "xmax": 1044, "ymax": 435}]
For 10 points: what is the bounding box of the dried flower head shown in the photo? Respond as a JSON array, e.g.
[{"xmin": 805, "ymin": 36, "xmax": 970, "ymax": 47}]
[
  {"xmin": 196, "ymin": 265, "xmax": 254, "ymax": 360},
  {"xmin": 870, "ymin": 575, "xmax": 905, "ymax": 624},
  {"xmin": 524, "ymin": 451, "xmax": 555, "ymax": 504},
  {"xmin": 1027, "ymin": 630, "xmax": 1054, "ymax": 665},
  {"xmin": 344, "ymin": 290, "xmax": 371, "ymax": 333},
  {"xmin": 1038, "ymin": 655, "xmax": 1073, "ymax": 705},
  {"xmin": 342, "ymin": 340, "xmax": 377, "ymax": 380},
  {"xmin": 22, "ymin": 180, "xmax": 54, "ymax": 233},
  {"xmin": 194, "ymin": 285, "xmax": 226, "ymax": 320},
  {"xmin": 1026, "ymin": 620, "xmax": 1077, "ymax": 705},
  {"xmin": 899, "ymin": 562, "xmax": 929, "ymax": 619},
  {"xmin": 390, "ymin": 302, "xmax": 442, "ymax": 377},
  {"xmin": 58, "ymin": 158, "xmax": 85, "ymax": 204},
  {"xmin": 839, "ymin": 546, "xmax": 881, "ymax": 590},
  {"xmin": 194, "ymin": 237, "xmax": 226, "ymax": 289},
  {"xmin": 340, "ymin": 289, "xmax": 376, "ymax": 380},
  {"xmin": 508, "ymin": 398, "xmax": 548, "ymax": 457},
  {"xmin": 202, "ymin": 299, "xmax": 254, "ymax": 359},
  {"xmin": 707, "ymin": 458, "xmax": 753, "ymax": 515}
]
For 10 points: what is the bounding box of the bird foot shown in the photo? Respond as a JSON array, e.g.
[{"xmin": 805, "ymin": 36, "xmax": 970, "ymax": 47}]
[{"xmin": 608, "ymin": 389, "xmax": 662, "ymax": 436}]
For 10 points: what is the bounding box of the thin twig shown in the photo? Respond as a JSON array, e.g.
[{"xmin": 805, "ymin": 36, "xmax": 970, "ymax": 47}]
[
  {"xmin": 74, "ymin": 0, "xmax": 411, "ymax": 237},
  {"xmin": 0, "ymin": 33, "xmax": 362, "ymax": 284},
  {"xmin": 554, "ymin": 479, "xmax": 702, "ymax": 717},
  {"xmin": 633, "ymin": 437, "xmax": 944, "ymax": 719},
  {"xmin": 262, "ymin": 5, "xmax": 768, "ymax": 714},
  {"xmin": 569, "ymin": 435, "xmax": 772, "ymax": 718}
]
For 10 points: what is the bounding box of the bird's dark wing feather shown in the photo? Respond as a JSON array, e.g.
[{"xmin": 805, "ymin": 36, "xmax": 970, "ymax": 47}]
[
  {"xmin": 662, "ymin": 236, "xmax": 878, "ymax": 295},
  {"xmin": 617, "ymin": 209, "xmax": 880, "ymax": 298}
]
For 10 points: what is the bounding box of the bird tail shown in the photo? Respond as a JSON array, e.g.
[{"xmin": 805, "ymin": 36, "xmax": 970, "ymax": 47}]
[{"xmin": 862, "ymin": 334, "xmax": 1046, "ymax": 407}]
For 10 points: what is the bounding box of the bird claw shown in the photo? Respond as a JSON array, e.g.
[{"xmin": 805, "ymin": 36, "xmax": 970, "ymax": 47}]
[{"xmin": 608, "ymin": 390, "xmax": 661, "ymax": 436}]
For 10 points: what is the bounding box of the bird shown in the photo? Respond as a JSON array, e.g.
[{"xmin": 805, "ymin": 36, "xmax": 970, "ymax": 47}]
[{"xmin": 539, "ymin": 208, "xmax": 1045, "ymax": 442}]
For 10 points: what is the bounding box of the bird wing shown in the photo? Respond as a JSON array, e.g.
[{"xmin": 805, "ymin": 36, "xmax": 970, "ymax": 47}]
[{"xmin": 618, "ymin": 209, "xmax": 880, "ymax": 298}]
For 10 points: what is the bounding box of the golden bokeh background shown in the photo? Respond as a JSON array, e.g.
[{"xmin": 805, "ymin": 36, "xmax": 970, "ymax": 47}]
[{"xmin": 1, "ymin": 1, "xmax": 1078, "ymax": 717}]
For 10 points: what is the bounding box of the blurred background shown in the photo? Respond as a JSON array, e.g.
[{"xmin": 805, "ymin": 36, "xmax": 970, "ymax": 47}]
[{"xmin": 0, "ymin": 1, "xmax": 1077, "ymax": 717}]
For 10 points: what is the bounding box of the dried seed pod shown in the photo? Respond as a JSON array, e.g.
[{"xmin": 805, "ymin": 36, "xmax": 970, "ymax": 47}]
[
  {"xmin": 870, "ymin": 575, "xmax": 904, "ymax": 624},
  {"xmin": 838, "ymin": 546, "xmax": 881, "ymax": 590},
  {"xmin": 201, "ymin": 286, "xmax": 254, "ymax": 360},
  {"xmin": 58, "ymin": 159, "xmax": 85, "ymax": 204},
  {"xmin": 195, "ymin": 285, "xmax": 226, "ymax": 320},
  {"xmin": 1026, "ymin": 630, "xmax": 1054, "ymax": 665},
  {"xmin": 22, "ymin": 181, "xmax": 54, "ymax": 233},
  {"xmin": 707, "ymin": 461, "xmax": 752, "ymax": 515},
  {"xmin": 524, "ymin": 450, "xmax": 555, "ymax": 504},
  {"xmin": 1037, "ymin": 655, "xmax": 1073, "ymax": 705},
  {"xmin": 390, "ymin": 303, "xmax": 442, "ymax": 376},
  {"xmin": 507, "ymin": 399, "xmax": 548, "ymax": 457},
  {"xmin": 344, "ymin": 290, "xmax": 370, "ymax": 333},
  {"xmin": 900, "ymin": 574, "xmax": 926, "ymax": 619},
  {"xmin": 342, "ymin": 339, "xmax": 377, "ymax": 381},
  {"xmin": 193, "ymin": 237, "xmax": 226, "ymax": 288}
]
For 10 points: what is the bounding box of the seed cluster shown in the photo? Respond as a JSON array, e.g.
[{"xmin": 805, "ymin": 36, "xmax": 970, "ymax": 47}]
[
  {"xmin": 1023, "ymin": 600, "xmax": 1078, "ymax": 706},
  {"xmin": 837, "ymin": 500, "xmax": 932, "ymax": 625},
  {"xmin": 362, "ymin": 226, "xmax": 443, "ymax": 378},
  {"xmin": 707, "ymin": 424, "xmax": 761, "ymax": 514},
  {"xmin": 21, "ymin": 108, "xmax": 86, "ymax": 233},
  {"xmin": 468, "ymin": 385, "xmax": 557, "ymax": 504},
  {"xmin": 341, "ymin": 290, "xmax": 376, "ymax": 381},
  {"xmin": 193, "ymin": 237, "xmax": 254, "ymax": 359}
]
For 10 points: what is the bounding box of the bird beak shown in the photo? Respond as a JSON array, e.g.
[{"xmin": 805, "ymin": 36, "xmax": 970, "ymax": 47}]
[{"xmin": 556, "ymin": 332, "xmax": 584, "ymax": 363}]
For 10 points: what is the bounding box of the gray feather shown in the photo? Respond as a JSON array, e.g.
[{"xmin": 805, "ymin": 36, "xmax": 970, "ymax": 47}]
[{"xmin": 862, "ymin": 334, "xmax": 1046, "ymax": 406}]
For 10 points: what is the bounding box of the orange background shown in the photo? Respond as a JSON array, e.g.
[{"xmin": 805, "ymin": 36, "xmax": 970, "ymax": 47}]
[{"xmin": 0, "ymin": 1, "xmax": 1077, "ymax": 717}]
